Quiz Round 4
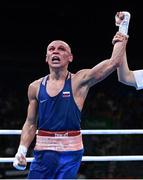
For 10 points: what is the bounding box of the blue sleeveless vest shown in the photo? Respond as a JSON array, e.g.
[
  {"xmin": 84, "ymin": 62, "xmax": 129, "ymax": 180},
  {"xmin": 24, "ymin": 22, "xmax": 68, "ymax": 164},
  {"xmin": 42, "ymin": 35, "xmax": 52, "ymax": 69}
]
[{"xmin": 37, "ymin": 73, "xmax": 81, "ymax": 131}]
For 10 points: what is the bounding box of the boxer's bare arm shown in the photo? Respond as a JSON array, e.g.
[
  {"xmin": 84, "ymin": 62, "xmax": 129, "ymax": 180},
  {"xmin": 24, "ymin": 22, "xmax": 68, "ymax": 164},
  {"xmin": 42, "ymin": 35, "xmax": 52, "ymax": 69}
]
[
  {"xmin": 20, "ymin": 81, "xmax": 39, "ymax": 148},
  {"xmin": 13, "ymin": 80, "xmax": 39, "ymax": 170},
  {"xmin": 71, "ymin": 34, "xmax": 127, "ymax": 111},
  {"xmin": 75, "ymin": 34, "xmax": 128, "ymax": 88}
]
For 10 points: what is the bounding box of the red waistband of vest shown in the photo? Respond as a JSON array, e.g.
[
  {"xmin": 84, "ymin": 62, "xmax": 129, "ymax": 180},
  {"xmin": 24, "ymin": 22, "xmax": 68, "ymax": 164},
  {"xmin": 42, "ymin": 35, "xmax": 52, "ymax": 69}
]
[{"xmin": 37, "ymin": 130, "xmax": 81, "ymax": 137}]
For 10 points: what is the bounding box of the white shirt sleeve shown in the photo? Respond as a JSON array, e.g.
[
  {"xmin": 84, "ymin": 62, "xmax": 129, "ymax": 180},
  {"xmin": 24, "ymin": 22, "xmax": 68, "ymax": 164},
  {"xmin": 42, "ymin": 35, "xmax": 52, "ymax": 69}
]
[{"xmin": 133, "ymin": 70, "xmax": 143, "ymax": 90}]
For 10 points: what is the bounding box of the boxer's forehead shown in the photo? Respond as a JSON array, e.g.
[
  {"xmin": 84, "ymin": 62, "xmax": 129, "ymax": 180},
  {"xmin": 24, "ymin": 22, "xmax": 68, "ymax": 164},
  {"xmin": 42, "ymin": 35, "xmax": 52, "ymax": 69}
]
[{"xmin": 47, "ymin": 40, "xmax": 71, "ymax": 52}]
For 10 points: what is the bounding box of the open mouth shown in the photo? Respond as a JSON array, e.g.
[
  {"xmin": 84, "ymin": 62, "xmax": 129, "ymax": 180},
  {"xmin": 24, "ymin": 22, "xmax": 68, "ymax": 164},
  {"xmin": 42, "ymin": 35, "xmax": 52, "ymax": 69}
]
[{"xmin": 52, "ymin": 56, "xmax": 60, "ymax": 62}]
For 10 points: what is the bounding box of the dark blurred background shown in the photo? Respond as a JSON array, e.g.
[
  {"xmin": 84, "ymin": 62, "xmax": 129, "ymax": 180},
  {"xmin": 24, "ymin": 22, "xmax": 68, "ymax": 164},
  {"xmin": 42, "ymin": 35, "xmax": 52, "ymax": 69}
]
[{"xmin": 1, "ymin": 1, "xmax": 143, "ymax": 179}]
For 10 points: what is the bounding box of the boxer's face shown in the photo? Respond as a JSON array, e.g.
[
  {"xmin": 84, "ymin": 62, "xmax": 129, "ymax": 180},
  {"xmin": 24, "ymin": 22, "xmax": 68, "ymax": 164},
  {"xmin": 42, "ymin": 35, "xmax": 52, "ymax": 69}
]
[{"xmin": 46, "ymin": 40, "xmax": 73, "ymax": 69}]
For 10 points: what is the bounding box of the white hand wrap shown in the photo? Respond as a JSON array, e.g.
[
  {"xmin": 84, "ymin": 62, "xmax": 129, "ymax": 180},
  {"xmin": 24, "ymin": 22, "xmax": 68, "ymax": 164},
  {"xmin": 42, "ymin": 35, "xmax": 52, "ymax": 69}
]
[
  {"xmin": 116, "ymin": 11, "xmax": 131, "ymax": 35},
  {"xmin": 13, "ymin": 145, "xmax": 27, "ymax": 170}
]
